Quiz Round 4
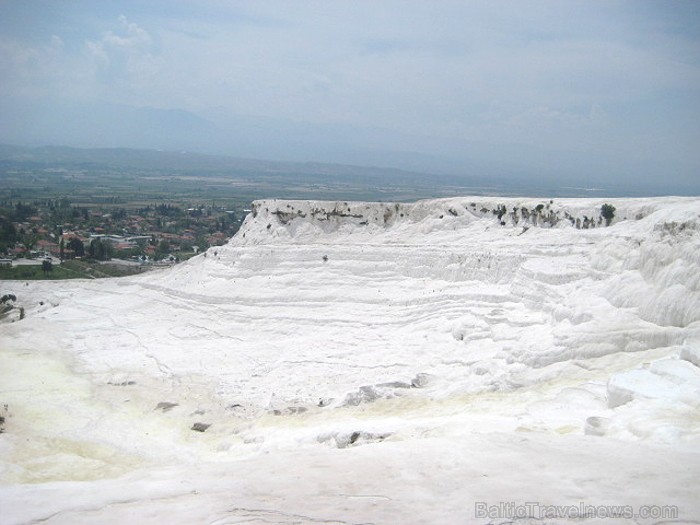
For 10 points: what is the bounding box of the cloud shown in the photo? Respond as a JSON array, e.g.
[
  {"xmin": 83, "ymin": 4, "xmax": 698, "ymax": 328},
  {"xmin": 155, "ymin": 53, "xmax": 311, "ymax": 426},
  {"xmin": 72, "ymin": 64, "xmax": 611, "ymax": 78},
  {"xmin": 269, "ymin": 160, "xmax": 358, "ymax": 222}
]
[
  {"xmin": 0, "ymin": 33, "xmax": 71, "ymax": 98},
  {"xmin": 0, "ymin": 1, "xmax": 698, "ymax": 186},
  {"xmin": 85, "ymin": 15, "xmax": 160, "ymax": 90},
  {"xmin": 0, "ymin": 38, "xmax": 39, "ymax": 66}
]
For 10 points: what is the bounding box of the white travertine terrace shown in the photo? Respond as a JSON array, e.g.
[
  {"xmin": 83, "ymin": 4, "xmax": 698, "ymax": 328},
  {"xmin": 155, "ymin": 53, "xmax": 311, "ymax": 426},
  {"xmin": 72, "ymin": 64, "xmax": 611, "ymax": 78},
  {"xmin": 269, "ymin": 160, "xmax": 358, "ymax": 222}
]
[{"xmin": 2, "ymin": 196, "xmax": 699, "ymax": 524}]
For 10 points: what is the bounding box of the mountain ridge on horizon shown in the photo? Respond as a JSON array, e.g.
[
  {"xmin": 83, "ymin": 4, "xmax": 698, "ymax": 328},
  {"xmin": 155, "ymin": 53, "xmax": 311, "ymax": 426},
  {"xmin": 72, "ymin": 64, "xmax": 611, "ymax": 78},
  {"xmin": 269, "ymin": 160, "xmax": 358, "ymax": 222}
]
[
  {"xmin": 2, "ymin": 98, "xmax": 697, "ymax": 197},
  {"xmin": 1, "ymin": 142, "xmax": 696, "ymax": 199}
]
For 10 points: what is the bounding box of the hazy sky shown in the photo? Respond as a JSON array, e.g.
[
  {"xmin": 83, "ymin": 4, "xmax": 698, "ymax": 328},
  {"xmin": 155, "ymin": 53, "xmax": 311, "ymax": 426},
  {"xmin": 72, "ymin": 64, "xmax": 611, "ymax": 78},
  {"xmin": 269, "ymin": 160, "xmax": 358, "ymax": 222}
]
[{"xmin": 1, "ymin": 1, "xmax": 699, "ymax": 190}]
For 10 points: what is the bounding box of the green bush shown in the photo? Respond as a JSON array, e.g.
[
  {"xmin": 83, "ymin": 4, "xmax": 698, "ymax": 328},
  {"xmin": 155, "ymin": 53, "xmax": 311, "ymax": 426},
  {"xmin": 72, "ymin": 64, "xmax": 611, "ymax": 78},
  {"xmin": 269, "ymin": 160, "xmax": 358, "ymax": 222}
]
[{"xmin": 601, "ymin": 204, "xmax": 616, "ymax": 226}]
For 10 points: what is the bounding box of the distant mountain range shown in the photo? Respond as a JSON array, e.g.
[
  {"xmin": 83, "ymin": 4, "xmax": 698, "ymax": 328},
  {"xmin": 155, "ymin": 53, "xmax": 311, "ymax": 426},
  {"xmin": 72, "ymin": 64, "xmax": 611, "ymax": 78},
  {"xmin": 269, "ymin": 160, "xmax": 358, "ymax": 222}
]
[
  {"xmin": 0, "ymin": 99, "xmax": 479, "ymax": 177},
  {"xmin": 1, "ymin": 142, "xmax": 695, "ymax": 198},
  {"xmin": 1, "ymin": 95, "xmax": 698, "ymax": 199},
  {"xmin": 0, "ymin": 142, "xmax": 531, "ymax": 195}
]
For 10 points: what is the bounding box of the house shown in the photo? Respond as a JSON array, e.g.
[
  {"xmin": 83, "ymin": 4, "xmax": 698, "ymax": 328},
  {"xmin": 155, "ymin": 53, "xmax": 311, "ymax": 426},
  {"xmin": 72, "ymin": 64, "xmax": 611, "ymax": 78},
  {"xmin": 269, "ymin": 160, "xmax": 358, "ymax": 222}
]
[{"xmin": 36, "ymin": 239, "xmax": 60, "ymax": 255}]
